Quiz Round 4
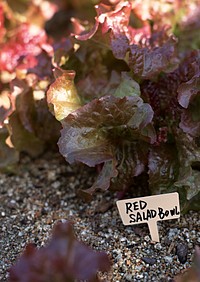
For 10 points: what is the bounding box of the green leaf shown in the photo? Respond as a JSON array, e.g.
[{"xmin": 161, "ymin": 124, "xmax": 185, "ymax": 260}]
[{"xmin": 114, "ymin": 72, "xmax": 140, "ymax": 98}]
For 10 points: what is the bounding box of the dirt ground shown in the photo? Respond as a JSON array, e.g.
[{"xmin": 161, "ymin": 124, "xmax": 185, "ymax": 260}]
[{"xmin": 0, "ymin": 152, "xmax": 199, "ymax": 281}]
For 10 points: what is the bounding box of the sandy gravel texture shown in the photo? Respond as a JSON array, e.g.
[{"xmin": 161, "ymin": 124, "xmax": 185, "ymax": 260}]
[{"xmin": 0, "ymin": 152, "xmax": 200, "ymax": 281}]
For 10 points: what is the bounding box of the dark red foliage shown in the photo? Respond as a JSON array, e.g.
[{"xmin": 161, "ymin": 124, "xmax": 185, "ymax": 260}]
[
  {"xmin": 52, "ymin": 0, "xmax": 200, "ymax": 209},
  {"xmin": 9, "ymin": 221, "xmax": 111, "ymax": 282}
]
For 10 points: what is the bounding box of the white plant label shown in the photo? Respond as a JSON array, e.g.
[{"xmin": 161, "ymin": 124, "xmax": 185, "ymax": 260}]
[{"xmin": 116, "ymin": 192, "xmax": 180, "ymax": 242}]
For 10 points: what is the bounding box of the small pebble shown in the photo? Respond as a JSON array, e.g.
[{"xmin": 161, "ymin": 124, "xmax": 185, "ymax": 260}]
[
  {"xmin": 164, "ymin": 256, "xmax": 173, "ymax": 263},
  {"xmin": 125, "ymin": 274, "xmax": 133, "ymax": 281},
  {"xmin": 154, "ymin": 243, "xmax": 162, "ymax": 250},
  {"xmin": 176, "ymin": 243, "xmax": 188, "ymax": 264},
  {"xmin": 168, "ymin": 228, "xmax": 179, "ymax": 240},
  {"xmin": 142, "ymin": 257, "xmax": 157, "ymax": 265},
  {"xmin": 144, "ymin": 236, "xmax": 151, "ymax": 242},
  {"xmin": 8, "ymin": 200, "xmax": 17, "ymax": 209}
]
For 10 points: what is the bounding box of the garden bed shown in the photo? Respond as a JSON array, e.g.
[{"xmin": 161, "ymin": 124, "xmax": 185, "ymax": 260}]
[{"xmin": 0, "ymin": 152, "xmax": 199, "ymax": 281}]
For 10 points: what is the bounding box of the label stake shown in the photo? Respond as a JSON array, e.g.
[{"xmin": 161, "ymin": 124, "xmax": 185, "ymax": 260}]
[{"xmin": 116, "ymin": 192, "xmax": 180, "ymax": 242}]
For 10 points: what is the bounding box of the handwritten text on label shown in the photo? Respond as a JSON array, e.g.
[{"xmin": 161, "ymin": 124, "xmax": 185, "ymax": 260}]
[{"xmin": 116, "ymin": 193, "xmax": 180, "ymax": 242}]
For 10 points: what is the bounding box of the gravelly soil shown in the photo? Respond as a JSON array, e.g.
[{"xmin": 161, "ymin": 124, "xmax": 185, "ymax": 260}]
[{"xmin": 0, "ymin": 152, "xmax": 200, "ymax": 281}]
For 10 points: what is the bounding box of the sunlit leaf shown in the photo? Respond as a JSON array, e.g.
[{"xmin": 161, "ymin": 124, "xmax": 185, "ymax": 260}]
[
  {"xmin": 47, "ymin": 71, "xmax": 82, "ymax": 121},
  {"xmin": 0, "ymin": 91, "xmax": 12, "ymax": 126}
]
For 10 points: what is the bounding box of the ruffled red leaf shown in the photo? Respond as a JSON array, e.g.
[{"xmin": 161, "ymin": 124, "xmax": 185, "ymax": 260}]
[
  {"xmin": 9, "ymin": 221, "xmax": 111, "ymax": 282},
  {"xmin": 0, "ymin": 23, "xmax": 51, "ymax": 73},
  {"xmin": 97, "ymin": 1, "xmax": 131, "ymax": 35},
  {"xmin": 177, "ymin": 51, "xmax": 200, "ymax": 137},
  {"xmin": 148, "ymin": 144, "xmax": 179, "ymax": 194},
  {"xmin": 58, "ymin": 95, "xmax": 155, "ymax": 167},
  {"xmin": 80, "ymin": 141, "xmax": 148, "ymax": 199},
  {"xmin": 128, "ymin": 30, "xmax": 178, "ymax": 79},
  {"xmin": 178, "ymin": 73, "xmax": 200, "ymax": 109}
]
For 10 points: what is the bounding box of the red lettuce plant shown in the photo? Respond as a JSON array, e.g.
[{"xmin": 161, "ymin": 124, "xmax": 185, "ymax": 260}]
[
  {"xmin": 45, "ymin": 1, "xmax": 200, "ymax": 211},
  {"xmin": 9, "ymin": 221, "xmax": 111, "ymax": 282},
  {"xmin": 0, "ymin": 0, "xmax": 60, "ymax": 164},
  {"xmin": 0, "ymin": 0, "xmax": 99, "ymax": 165},
  {"xmin": 0, "ymin": 0, "xmax": 200, "ymax": 210}
]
